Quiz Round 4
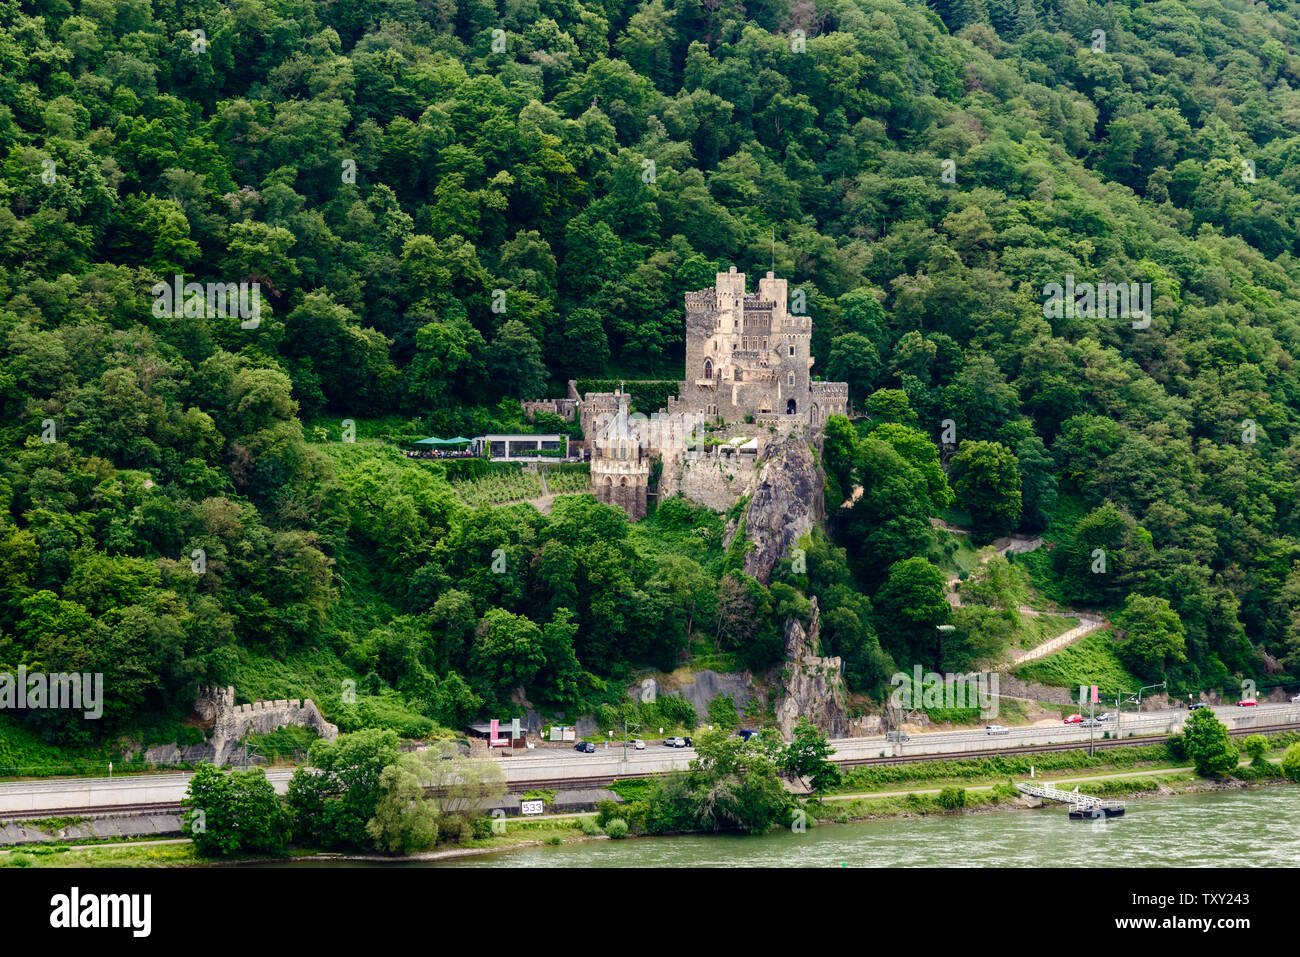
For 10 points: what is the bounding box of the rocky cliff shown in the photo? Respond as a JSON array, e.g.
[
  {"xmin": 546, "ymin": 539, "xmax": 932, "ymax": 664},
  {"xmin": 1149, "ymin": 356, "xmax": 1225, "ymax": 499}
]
[
  {"xmin": 741, "ymin": 432, "xmax": 824, "ymax": 584},
  {"xmin": 773, "ymin": 597, "xmax": 849, "ymax": 739}
]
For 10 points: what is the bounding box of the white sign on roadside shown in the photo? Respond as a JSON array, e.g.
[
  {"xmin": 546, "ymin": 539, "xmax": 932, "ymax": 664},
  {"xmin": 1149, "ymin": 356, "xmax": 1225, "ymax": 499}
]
[{"xmin": 520, "ymin": 800, "xmax": 544, "ymax": 816}]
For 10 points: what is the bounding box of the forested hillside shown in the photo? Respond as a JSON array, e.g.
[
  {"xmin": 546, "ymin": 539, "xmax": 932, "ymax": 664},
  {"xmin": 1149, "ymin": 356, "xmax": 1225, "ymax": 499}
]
[{"xmin": 4, "ymin": 0, "xmax": 1300, "ymax": 751}]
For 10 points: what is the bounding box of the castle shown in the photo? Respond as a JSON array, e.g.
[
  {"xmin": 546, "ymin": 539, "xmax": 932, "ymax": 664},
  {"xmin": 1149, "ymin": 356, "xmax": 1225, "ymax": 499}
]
[{"xmin": 574, "ymin": 268, "xmax": 849, "ymax": 520}]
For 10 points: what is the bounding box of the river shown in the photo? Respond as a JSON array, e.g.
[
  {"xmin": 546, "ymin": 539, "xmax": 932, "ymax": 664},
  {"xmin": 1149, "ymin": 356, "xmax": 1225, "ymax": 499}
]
[{"xmin": 425, "ymin": 785, "xmax": 1300, "ymax": 867}]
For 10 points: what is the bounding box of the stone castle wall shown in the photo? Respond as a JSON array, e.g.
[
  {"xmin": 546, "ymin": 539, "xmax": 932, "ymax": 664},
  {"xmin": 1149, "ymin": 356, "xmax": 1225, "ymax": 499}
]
[
  {"xmin": 522, "ymin": 398, "xmax": 578, "ymax": 422},
  {"xmin": 196, "ymin": 685, "xmax": 339, "ymax": 766},
  {"xmin": 674, "ymin": 454, "xmax": 759, "ymax": 512},
  {"xmin": 528, "ymin": 269, "xmax": 848, "ymax": 520}
]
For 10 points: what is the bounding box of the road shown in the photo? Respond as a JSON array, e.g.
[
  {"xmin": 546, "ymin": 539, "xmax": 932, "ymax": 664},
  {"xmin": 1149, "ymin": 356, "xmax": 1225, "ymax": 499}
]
[{"xmin": 1, "ymin": 703, "xmax": 1295, "ymax": 818}]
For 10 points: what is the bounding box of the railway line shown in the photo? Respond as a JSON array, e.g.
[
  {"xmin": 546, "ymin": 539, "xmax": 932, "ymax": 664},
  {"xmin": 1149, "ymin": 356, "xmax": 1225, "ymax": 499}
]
[{"xmin": 0, "ymin": 801, "xmax": 183, "ymax": 823}]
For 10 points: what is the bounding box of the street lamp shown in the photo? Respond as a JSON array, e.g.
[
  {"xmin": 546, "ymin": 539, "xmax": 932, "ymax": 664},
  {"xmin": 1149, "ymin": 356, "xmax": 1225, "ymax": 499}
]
[
  {"xmin": 936, "ymin": 623, "xmax": 956, "ymax": 665},
  {"xmin": 1136, "ymin": 681, "xmax": 1166, "ymax": 712}
]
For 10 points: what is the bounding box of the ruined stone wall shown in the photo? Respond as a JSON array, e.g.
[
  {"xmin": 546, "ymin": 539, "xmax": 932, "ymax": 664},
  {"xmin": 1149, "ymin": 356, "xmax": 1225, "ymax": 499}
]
[
  {"xmin": 676, "ymin": 454, "xmax": 759, "ymax": 512},
  {"xmin": 992, "ymin": 674, "xmax": 1074, "ymax": 705},
  {"xmin": 522, "ymin": 398, "xmax": 578, "ymax": 422},
  {"xmin": 196, "ymin": 685, "xmax": 339, "ymax": 766}
]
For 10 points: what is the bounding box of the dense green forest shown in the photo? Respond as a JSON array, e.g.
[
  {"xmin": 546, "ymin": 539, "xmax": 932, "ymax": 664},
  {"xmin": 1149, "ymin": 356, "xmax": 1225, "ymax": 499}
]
[{"xmin": 4, "ymin": 0, "xmax": 1300, "ymax": 751}]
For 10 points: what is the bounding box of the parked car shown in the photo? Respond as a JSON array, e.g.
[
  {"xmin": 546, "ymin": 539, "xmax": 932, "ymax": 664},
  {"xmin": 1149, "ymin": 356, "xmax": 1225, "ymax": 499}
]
[
  {"xmin": 574, "ymin": 741, "xmax": 595, "ymax": 753},
  {"xmin": 985, "ymin": 725, "xmax": 1009, "ymax": 735},
  {"xmin": 632, "ymin": 739, "xmax": 645, "ymax": 750},
  {"xmin": 663, "ymin": 736, "xmax": 687, "ymax": 748},
  {"xmin": 1097, "ymin": 712, "xmax": 1115, "ymax": 721},
  {"xmin": 682, "ymin": 736, "xmax": 692, "ymax": 748},
  {"xmin": 1291, "ymin": 694, "xmax": 1300, "ymax": 703},
  {"xmin": 1237, "ymin": 698, "xmax": 1258, "ymax": 707},
  {"xmin": 885, "ymin": 731, "xmax": 910, "ymax": 742},
  {"xmin": 737, "ymin": 729, "xmax": 760, "ymax": 741},
  {"xmin": 1081, "ymin": 718, "xmax": 1100, "ymax": 727},
  {"xmin": 1064, "ymin": 714, "xmax": 1084, "ymax": 724}
]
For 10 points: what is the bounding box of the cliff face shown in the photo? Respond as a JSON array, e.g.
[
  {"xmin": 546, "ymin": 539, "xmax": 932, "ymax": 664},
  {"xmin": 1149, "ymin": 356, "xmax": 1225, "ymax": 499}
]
[
  {"xmin": 773, "ymin": 597, "xmax": 849, "ymax": 740},
  {"xmin": 742, "ymin": 433, "xmax": 824, "ymax": 584}
]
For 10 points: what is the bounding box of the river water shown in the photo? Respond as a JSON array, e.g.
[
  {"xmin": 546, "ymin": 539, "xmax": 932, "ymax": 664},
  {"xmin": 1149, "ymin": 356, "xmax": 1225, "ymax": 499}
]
[{"xmin": 427, "ymin": 785, "xmax": 1300, "ymax": 868}]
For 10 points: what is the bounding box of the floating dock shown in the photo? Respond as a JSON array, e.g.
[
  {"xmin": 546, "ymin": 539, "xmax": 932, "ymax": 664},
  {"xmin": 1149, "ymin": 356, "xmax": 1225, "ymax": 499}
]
[{"xmin": 1016, "ymin": 781, "xmax": 1126, "ymax": 819}]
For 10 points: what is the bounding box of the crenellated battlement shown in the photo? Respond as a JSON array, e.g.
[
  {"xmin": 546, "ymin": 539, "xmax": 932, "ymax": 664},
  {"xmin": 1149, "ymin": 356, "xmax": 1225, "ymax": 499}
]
[
  {"xmin": 194, "ymin": 685, "xmax": 339, "ymax": 766},
  {"xmin": 550, "ymin": 266, "xmax": 849, "ymax": 519}
]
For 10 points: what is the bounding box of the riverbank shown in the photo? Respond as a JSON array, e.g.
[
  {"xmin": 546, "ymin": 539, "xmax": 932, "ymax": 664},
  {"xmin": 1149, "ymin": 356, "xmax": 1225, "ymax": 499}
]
[
  {"xmin": 5, "ymin": 765, "xmax": 1293, "ymax": 868},
  {"xmin": 810, "ymin": 768, "xmax": 1294, "ymax": 825}
]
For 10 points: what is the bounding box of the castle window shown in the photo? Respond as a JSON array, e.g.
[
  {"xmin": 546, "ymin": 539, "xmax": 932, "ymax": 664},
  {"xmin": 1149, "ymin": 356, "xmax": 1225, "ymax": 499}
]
[
  {"xmin": 735, "ymin": 369, "xmax": 744, "ymax": 382},
  {"xmin": 703, "ymin": 359, "xmax": 713, "ymax": 380},
  {"xmin": 762, "ymin": 338, "xmax": 767, "ymax": 350},
  {"xmin": 789, "ymin": 345, "xmax": 795, "ymax": 357},
  {"xmin": 788, "ymin": 373, "xmax": 795, "ymax": 386}
]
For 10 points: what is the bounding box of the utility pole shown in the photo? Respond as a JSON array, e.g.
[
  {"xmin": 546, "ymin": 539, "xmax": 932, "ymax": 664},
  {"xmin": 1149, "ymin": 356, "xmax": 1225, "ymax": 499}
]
[
  {"xmin": 621, "ymin": 720, "xmax": 640, "ymax": 762},
  {"xmin": 1089, "ymin": 691, "xmax": 1095, "ymax": 756}
]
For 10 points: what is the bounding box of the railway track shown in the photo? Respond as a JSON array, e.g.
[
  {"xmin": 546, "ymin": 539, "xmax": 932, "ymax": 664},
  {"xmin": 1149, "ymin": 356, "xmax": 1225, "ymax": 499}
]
[
  {"xmin": 0, "ymin": 802, "xmax": 182, "ymax": 823},
  {"xmin": 3, "ymin": 722, "xmax": 1296, "ymax": 821}
]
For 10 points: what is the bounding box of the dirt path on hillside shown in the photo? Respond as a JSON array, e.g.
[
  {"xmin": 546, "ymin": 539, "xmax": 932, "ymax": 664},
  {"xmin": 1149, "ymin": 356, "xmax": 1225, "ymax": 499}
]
[{"xmin": 934, "ymin": 521, "xmax": 1104, "ymax": 664}]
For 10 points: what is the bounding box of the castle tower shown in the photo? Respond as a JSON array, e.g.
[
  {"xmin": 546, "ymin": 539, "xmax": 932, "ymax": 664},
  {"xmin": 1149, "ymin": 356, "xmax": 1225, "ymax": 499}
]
[
  {"xmin": 589, "ymin": 391, "xmax": 650, "ymax": 520},
  {"xmin": 679, "ymin": 268, "xmax": 824, "ymax": 424}
]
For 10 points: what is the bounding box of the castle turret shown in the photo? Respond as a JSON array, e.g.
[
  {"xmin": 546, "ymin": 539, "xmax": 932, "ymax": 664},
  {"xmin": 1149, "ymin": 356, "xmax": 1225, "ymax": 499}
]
[{"xmin": 590, "ymin": 391, "xmax": 650, "ymax": 520}]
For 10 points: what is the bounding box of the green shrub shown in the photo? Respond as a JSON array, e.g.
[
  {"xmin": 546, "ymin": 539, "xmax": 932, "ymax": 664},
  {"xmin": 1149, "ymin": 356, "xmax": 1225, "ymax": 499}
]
[
  {"xmin": 579, "ymin": 816, "xmax": 601, "ymax": 836},
  {"xmin": 706, "ymin": 695, "xmax": 739, "ymax": 730},
  {"xmin": 938, "ymin": 786, "xmax": 966, "ymax": 810},
  {"xmin": 1242, "ymin": 734, "xmax": 1268, "ymax": 765},
  {"xmin": 604, "ymin": 818, "xmax": 629, "ymax": 839},
  {"xmin": 654, "ymin": 695, "xmax": 699, "ymax": 730},
  {"xmin": 619, "ymin": 800, "xmax": 650, "ymax": 834},
  {"xmin": 1166, "ymin": 734, "xmax": 1186, "ymax": 761},
  {"xmin": 594, "ymin": 799, "xmax": 621, "ymax": 827},
  {"xmin": 1283, "ymin": 743, "xmax": 1300, "ymax": 783}
]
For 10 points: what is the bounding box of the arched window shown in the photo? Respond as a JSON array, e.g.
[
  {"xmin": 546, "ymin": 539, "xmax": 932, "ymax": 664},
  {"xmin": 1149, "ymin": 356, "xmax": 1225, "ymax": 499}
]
[
  {"xmin": 703, "ymin": 359, "xmax": 713, "ymax": 380},
  {"xmin": 787, "ymin": 398, "xmax": 797, "ymax": 415}
]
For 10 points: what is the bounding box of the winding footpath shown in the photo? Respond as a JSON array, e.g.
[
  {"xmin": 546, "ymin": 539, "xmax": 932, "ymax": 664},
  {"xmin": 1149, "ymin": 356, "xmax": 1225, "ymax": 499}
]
[{"xmin": 929, "ymin": 518, "xmax": 1106, "ymax": 666}]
